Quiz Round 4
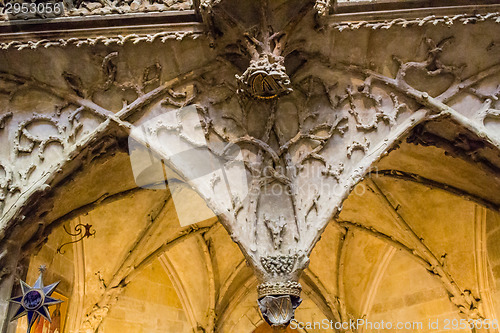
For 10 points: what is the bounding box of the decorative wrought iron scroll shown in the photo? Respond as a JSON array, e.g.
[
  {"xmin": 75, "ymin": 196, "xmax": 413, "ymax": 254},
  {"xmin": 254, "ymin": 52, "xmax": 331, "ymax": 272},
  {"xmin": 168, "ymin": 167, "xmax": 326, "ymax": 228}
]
[{"xmin": 57, "ymin": 223, "xmax": 96, "ymax": 254}]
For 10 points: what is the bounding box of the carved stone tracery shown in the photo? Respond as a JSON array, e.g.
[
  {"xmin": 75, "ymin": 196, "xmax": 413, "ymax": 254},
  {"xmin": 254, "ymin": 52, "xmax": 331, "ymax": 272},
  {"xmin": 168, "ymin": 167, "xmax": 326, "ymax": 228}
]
[{"xmin": 0, "ymin": 0, "xmax": 499, "ymax": 330}]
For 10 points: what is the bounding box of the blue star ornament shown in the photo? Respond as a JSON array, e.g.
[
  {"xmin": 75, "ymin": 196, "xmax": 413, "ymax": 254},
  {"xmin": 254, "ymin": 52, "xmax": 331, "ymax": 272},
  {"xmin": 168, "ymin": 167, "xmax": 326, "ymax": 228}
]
[{"xmin": 8, "ymin": 269, "xmax": 63, "ymax": 333}]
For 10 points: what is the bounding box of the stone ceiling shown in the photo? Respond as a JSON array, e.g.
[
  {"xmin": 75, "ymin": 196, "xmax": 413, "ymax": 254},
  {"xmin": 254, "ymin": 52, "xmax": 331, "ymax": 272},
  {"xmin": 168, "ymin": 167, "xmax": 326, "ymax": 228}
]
[
  {"xmin": 0, "ymin": 0, "xmax": 499, "ymax": 332},
  {"xmin": 14, "ymin": 137, "xmax": 500, "ymax": 332}
]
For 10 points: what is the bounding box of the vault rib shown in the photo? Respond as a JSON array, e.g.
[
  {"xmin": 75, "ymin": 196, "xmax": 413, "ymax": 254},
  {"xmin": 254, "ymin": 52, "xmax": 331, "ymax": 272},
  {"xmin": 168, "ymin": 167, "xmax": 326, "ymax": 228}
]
[
  {"xmin": 215, "ymin": 274, "xmax": 258, "ymax": 332},
  {"xmin": 1, "ymin": 60, "xmax": 221, "ymax": 134},
  {"xmin": 373, "ymin": 170, "xmax": 500, "ymax": 212},
  {"xmin": 198, "ymin": 234, "xmax": 217, "ymax": 332},
  {"xmin": 336, "ymin": 228, "xmax": 351, "ymax": 323},
  {"xmin": 215, "ymin": 266, "xmax": 345, "ymax": 333},
  {"xmin": 336, "ymin": 220, "xmax": 430, "ymax": 272},
  {"xmin": 76, "ymin": 187, "xmax": 216, "ymax": 333},
  {"xmin": 367, "ymin": 178, "xmax": 484, "ymax": 319},
  {"xmin": 159, "ymin": 254, "xmax": 199, "ymax": 332},
  {"xmin": 337, "ymin": 219, "xmax": 482, "ymax": 321},
  {"xmin": 217, "ymin": 259, "xmax": 247, "ymax": 312},
  {"xmin": 103, "ymin": 192, "xmax": 172, "ymax": 289},
  {"xmin": 79, "ymin": 224, "xmax": 213, "ymax": 332},
  {"xmin": 301, "ymin": 268, "xmax": 342, "ymax": 324},
  {"xmin": 21, "ymin": 187, "xmax": 146, "ymax": 259},
  {"xmin": 306, "ymin": 56, "xmax": 500, "ymax": 154},
  {"xmin": 0, "ymin": 59, "xmax": 220, "ymax": 248},
  {"xmin": 473, "ymin": 205, "xmax": 499, "ymax": 331},
  {"xmin": 67, "ymin": 216, "xmax": 87, "ymax": 333},
  {"xmin": 79, "ymin": 193, "xmax": 172, "ymax": 332},
  {"xmin": 359, "ymin": 245, "xmax": 396, "ymax": 323},
  {"xmin": 125, "ymin": 225, "xmax": 216, "ymax": 285}
]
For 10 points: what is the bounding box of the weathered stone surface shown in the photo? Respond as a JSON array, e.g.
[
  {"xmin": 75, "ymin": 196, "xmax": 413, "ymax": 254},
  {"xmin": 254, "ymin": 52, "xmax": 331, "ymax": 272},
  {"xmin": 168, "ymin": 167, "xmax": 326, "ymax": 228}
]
[{"xmin": 0, "ymin": 0, "xmax": 499, "ymax": 332}]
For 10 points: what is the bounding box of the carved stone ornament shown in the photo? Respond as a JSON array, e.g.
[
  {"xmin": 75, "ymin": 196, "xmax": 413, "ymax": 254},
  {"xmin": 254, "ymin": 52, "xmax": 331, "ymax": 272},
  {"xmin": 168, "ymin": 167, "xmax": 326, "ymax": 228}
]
[
  {"xmin": 257, "ymin": 281, "xmax": 302, "ymax": 299},
  {"xmin": 0, "ymin": 0, "xmax": 499, "ymax": 330},
  {"xmin": 258, "ymin": 295, "xmax": 302, "ymax": 328},
  {"xmin": 197, "ymin": 0, "xmax": 324, "ymax": 325},
  {"xmin": 237, "ymin": 55, "xmax": 292, "ymax": 100},
  {"xmin": 197, "ymin": 0, "xmax": 500, "ymax": 326}
]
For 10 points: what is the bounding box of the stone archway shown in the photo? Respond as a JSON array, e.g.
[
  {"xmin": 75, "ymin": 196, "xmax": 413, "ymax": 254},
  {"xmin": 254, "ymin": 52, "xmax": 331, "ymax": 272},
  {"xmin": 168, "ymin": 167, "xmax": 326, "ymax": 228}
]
[{"xmin": 0, "ymin": 0, "xmax": 499, "ymax": 332}]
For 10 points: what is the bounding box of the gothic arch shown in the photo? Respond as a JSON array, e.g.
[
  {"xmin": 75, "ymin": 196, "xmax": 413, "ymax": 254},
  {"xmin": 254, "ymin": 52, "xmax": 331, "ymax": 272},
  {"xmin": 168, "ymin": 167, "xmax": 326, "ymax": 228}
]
[{"xmin": 0, "ymin": 0, "xmax": 500, "ymax": 330}]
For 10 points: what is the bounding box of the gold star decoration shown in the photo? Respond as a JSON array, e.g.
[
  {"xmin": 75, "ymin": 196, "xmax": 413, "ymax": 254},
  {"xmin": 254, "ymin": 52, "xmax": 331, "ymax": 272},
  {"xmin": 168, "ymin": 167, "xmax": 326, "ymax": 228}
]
[{"xmin": 8, "ymin": 266, "xmax": 63, "ymax": 333}]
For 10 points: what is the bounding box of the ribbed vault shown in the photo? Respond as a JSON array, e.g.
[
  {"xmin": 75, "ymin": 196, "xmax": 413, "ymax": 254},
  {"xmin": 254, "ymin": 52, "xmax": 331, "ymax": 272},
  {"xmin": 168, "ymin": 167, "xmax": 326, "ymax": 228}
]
[
  {"xmin": 9, "ymin": 132, "xmax": 500, "ymax": 332},
  {"xmin": 0, "ymin": 1, "xmax": 499, "ymax": 332}
]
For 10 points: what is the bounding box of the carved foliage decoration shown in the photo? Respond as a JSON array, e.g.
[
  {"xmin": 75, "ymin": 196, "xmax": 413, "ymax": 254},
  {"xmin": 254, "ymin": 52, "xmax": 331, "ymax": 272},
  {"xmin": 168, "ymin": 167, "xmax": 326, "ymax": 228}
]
[
  {"xmin": 134, "ymin": 25, "xmax": 500, "ymax": 326},
  {"xmin": 0, "ymin": 11, "xmax": 499, "ymax": 328},
  {"xmin": 186, "ymin": 56, "xmax": 420, "ymax": 277},
  {"xmin": 0, "ymin": 51, "xmax": 173, "ymax": 219}
]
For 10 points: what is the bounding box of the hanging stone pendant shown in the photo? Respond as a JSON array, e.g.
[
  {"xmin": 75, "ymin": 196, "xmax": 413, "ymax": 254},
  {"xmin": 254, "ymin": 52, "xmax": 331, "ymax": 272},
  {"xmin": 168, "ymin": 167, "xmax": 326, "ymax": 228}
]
[{"xmin": 258, "ymin": 294, "xmax": 302, "ymax": 327}]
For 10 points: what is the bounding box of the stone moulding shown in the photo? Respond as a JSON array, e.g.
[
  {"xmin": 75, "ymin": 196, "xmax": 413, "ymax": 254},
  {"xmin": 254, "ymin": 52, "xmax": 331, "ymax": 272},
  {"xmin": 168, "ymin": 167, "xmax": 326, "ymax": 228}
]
[
  {"xmin": 0, "ymin": 4, "xmax": 498, "ymax": 51},
  {"xmin": 0, "ymin": 0, "xmax": 499, "ymax": 330},
  {"xmin": 257, "ymin": 281, "xmax": 302, "ymax": 299},
  {"xmin": 0, "ymin": 9, "xmax": 202, "ymax": 50},
  {"xmin": 0, "ymin": 8, "xmax": 199, "ymax": 34},
  {"xmin": 0, "ymin": 30, "xmax": 201, "ymax": 50},
  {"xmin": 0, "ymin": 21, "xmax": 204, "ymax": 50},
  {"xmin": 326, "ymin": 5, "xmax": 500, "ymax": 31}
]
